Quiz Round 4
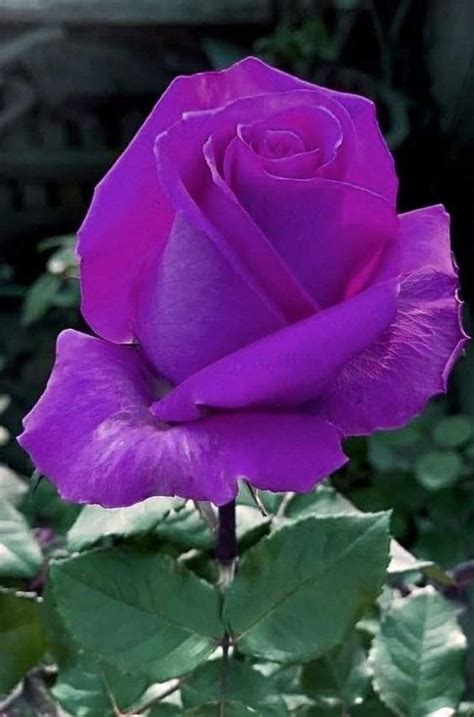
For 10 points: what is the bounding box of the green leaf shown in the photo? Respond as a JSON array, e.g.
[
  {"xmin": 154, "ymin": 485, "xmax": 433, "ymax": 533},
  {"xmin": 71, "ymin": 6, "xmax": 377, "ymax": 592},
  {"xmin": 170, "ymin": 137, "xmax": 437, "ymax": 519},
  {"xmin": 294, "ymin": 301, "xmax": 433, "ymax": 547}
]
[
  {"xmin": 0, "ymin": 503, "xmax": 42, "ymax": 578},
  {"xmin": 368, "ymin": 425, "xmax": 426, "ymax": 472},
  {"xmin": 52, "ymin": 655, "xmax": 149, "ymax": 717},
  {"xmin": 67, "ymin": 497, "xmax": 174, "ymax": 551},
  {"xmin": 51, "ymin": 548, "xmax": 222, "ymax": 681},
  {"xmin": 301, "ymin": 635, "xmax": 370, "ymax": 708},
  {"xmin": 21, "ymin": 273, "xmax": 61, "ymax": 325},
  {"xmin": 181, "ymin": 659, "xmax": 287, "ymax": 715},
  {"xmin": 0, "ymin": 464, "xmax": 27, "ymax": 506},
  {"xmin": 68, "ymin": 499, "xmax": 268, "ymax": 554},
  {"xmin": 388, "ymin": 541, "xmax": 454, "ymax": 586},
  {"xmin": 433, "ymin": 416, "xmax": 472, "ymax": 448},
  {"xmin": 23, "ymin": 476, "xmax": 80, "ymax": 534},
  {"xmin": 371, "ymin": 587, "xmax": 466, "ymax": 716},
  {"xmin": 284, "ymin": 485, "xmax": 358, "ymax": 520},
  {"xmin": 148, "ymin": 705, "xmax": 182, "ymax": 716},
  {"xmin": 224, "ymin": 513, "xmax": 390, "ymax": 662},
  {"xmin": 415, "ymin": 451, "xmax": 463, "ymax": 490},
  {"xmin": 0, "ymin": 592, "xmax": 46, "ymax": 693},
  {"xmin": 183, "ymin": 704, "xmax": 258, "ymax": 716}
]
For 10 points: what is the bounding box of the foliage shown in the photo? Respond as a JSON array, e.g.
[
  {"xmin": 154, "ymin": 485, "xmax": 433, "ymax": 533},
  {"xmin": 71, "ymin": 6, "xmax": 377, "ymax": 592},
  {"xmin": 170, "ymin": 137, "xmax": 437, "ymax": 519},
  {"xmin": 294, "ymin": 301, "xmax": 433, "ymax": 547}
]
[{"xmin": 0, "ymin": 455, "xmax": 470, "ymax": 714}]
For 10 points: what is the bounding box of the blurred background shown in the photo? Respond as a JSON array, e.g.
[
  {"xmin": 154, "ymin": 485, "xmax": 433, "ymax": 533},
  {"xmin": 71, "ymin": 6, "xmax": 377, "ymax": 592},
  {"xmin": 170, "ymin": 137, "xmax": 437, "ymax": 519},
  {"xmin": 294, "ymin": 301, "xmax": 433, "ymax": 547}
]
[{"xmin": 1, "ymin": 0, "xmax": 474, "ymax": 701}]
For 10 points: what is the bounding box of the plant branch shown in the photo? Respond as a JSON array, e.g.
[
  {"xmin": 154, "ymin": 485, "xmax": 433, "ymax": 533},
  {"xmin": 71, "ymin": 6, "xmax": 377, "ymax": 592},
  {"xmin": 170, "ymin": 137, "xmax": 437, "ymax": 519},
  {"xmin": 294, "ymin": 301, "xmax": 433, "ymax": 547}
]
[{"xmin": 215, "ymin": 500, "xmax": 237, "ymax": 716}]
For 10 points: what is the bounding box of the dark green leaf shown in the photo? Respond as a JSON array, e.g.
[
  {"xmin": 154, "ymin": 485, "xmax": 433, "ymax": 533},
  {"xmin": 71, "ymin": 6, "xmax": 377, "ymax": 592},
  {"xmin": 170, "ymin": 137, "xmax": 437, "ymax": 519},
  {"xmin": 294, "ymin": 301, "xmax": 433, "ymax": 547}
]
[
  {"xmin": 182, "ymin": 659, "xmax": 287, "ymax": 715},
  {"xmin": 433, "ymin": 416, "xmax": 472, "ymax": 448},
  {"xmin": 202, "ymin": 37, "xmax": 246, "ymax": 69},
  {"xmin": 371, "ymin": 587, "xmax": 466, "ymax": 716},
  {"xmin": 23, "ymin": 476, "xmax": 80, "ymax": 534},
  {"xmin": 368, "ymin": 425, "xmax": 425, "ymax": 472},
  {"xmin": 52, "ymin": 655, "xmax": 149, "ymax": 717},
  {"xmin": 0, "ymin": 592, "xmax": 46, "ymax": 693},
  {"xmin": 224, "ymin": 513, "xmax": 390, "ymax": 662},
  {"xmin": 301, "ymin": 635, "xmax": 370, "ymax": 708},
  {"xmin": 51, "ymin": 548, "xmax": 222, "ymax": 681},
  {"xmin": 415, "ymin": 451, "xmax": 463, "ymax": 490},
  {"xmin": 0, "ymin": 503, "xmax": 42, "ymax": 578},
  {"xmin": 183, "ymin": 703, "xmax": 258, "ymax": 716},
  {"xmin": 21, "ymin": 273, "xmax": 61, "ymax": 326}
]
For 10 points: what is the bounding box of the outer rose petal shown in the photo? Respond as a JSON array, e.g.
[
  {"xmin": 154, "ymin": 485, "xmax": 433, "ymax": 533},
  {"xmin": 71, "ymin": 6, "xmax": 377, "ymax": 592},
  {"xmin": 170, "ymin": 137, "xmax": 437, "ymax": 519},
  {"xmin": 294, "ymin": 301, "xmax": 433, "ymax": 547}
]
[
  {"xmin": 381, "ymin": 204, "xmax": 456, "ymax": 277},
  {"xmin": 318, "ymin": 274, "xmax": 466, "ymax": 435},
  {"xmin": 152, "ymin": 281, "xmax": 398, "ymax": 422},
  {"xmin": 18, "ymin": 330, "xmax": 347, "ymax": 506},
  {"xmin": 317, "ymin": 204, "xmax": 466, "ymax": 434},
  {"xmin": 77, "ymin": 56, "xmax": 315, "ymax": 344}
]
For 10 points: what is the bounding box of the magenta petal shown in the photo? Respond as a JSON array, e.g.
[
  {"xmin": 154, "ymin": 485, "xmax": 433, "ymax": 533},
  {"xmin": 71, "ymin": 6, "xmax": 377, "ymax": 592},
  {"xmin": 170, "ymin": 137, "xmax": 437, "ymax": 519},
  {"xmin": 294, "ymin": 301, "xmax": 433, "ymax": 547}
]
[
  {"xmin": 228, "ymin": 145, "xmax": 399, "ymax": 307},
  {"xmin": 18, "ymin": 330, "xmax": 346, "ymax": 505},
  {"xmin": 212, "ymin": 413, "xmax": 347, "ymax": 494},
  {"xmin": 318, "ymin": 269, "xmax": 467, "ymax": 434},
  {"xmin": 133, "ymin": 213, "xmax": 284, "ymax": 383},
  {"xmin": 77, "ymin": 56, "xmax": 308, "ymax": 344},
  {"xmin": 17, "ymin": 330, "xmax": 236, "ymax": 505},
  {"xmin": 152, "ymin": 281, "xmax": 398, "ymax": 422},
  {"xmin": 228, "ymin": 57, "xmax": 397, "ymax": 202},
  {"xmin": 397, "ymin": 205, "xmax": 456, "ymax": 277}
]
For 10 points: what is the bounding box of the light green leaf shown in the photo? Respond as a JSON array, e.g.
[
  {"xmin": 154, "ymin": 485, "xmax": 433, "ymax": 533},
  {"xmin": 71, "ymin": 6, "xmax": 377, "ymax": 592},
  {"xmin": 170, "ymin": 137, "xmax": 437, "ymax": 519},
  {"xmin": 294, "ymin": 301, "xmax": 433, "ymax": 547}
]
[
  {"xmin": 181, "ymin": 658, "xmax": 287, "ymax": 715},
  {"xmin": 371, "ymin": 587, "xmax": 466, "ymax": 716},
  {"xmin": 68, "ymin": 499, "xmax": 268, "ymax": 554},
  {"xmin": 415, "ymin": 451, "xmax": 463, "ymax": 490},
  {"xmin": 0, "ymin": 592, "xmax": 46, "ymax": 693},
  {"xmin": 283, "ymin": 485, "xmax": 358, "ymax": 520},
  {"xmin": 0, "ymin": 464, "xmax": 27, "ymax": 506},
  {"xmin": 301, "ymin": 635, "xmax": 370, "ymax": 708},
  {"xmin": 52, "ymin": 655, "xmax": 149, "ymax": 717},
  {"xmin": 388, "ymin": 541, "xmax": 454, "ymax": 586},
  {"xmin": 51, "ymin": 548, "xmax": 222, "ymax": 682},
  {"xmin": 433, "ymin": 416, "xmax": 472, "ymax": 449},
  {"xmin": 0, "ymin": 503, "xmax": 42, "ymax": 578},
  {"xmin": 67, "ymin": 497, "xmax": 174, "ymax": 551},
  {"xmin": 224, "ymin": 513, "xmax": 390, "ymax": 662}
]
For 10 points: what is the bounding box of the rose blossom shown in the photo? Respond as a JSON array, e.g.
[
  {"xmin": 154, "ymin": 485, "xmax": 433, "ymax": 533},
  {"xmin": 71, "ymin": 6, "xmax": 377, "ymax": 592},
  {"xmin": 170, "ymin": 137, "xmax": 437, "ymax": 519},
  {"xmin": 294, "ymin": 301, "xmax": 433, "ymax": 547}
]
[{"xmin": 19, "ymin": 57, "xmax": 466, "ymax": 506}]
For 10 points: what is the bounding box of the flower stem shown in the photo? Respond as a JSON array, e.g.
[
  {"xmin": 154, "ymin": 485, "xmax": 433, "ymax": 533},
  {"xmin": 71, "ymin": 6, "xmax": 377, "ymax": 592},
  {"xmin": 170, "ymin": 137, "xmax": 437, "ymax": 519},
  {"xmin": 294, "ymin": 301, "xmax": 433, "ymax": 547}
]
[
  {"xmin": 216, "ymin": 499, "xmax": 237, "ymax": 585},
  {"xmin": 216, "ymin": 499, "xmax": 237, "ymax": 716}
]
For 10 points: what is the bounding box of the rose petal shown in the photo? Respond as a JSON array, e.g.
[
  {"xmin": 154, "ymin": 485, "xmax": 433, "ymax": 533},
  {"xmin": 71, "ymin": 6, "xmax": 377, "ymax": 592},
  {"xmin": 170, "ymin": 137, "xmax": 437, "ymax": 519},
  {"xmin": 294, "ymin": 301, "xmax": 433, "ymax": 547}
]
[
  {"xmin": 18, "ymin": 330, "xmax": 346, "ymax": 505},
  {"xmin": 392, "ymin": 205, "xmax": 457, "ymax": 278},
  {"xmin": 235, "ymin": 104, "xmax": 345, "ymax": 179},
  {"xmin": 78, "ymin": 56, "xmax": 315, "ymax": 344},
  {"xmin": 237, "ymin": 57, "xmax": 397, "ymax": 201},
  {"xmin": 152, "ymin": 280, "xmax": 398, "ymax": 422},
  {"xmin": 155, "ymin": 95, "xmax": 322, "ymax": 325},
  {"xmin": 317, "ymin": 269, "xmax": 467, "ymax": 435},
  {"xmin": 225, "ymin": 141, "xmax": 399, "ymax": 307},
  {"xmin": 134, "ymin": 213, "xmax": 284, "ymax": 383}
]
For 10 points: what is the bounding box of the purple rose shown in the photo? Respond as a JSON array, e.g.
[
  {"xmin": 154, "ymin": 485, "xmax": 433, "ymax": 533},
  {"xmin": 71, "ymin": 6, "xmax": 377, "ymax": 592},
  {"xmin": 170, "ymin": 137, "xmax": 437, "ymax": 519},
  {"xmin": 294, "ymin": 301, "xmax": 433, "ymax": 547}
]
[{"xmin": 19, "ymin": 58, "xmax": 466, "ymax": 507}]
